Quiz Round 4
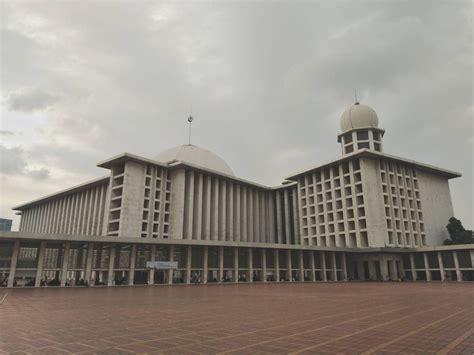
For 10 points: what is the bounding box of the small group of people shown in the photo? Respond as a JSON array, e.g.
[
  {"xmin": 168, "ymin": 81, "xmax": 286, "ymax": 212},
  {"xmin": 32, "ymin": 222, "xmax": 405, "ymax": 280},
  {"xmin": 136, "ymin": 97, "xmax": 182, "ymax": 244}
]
[{"xmin": 192, "ymin": 273, "xmax": 201, "ymax": 285}]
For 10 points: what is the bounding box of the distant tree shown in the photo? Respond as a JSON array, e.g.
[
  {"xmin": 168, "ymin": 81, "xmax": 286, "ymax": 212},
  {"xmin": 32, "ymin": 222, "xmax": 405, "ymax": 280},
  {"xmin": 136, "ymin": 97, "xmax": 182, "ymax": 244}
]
[{"xmin": 443, "ymin": 217, "xmax": 474, "ymax": 245}]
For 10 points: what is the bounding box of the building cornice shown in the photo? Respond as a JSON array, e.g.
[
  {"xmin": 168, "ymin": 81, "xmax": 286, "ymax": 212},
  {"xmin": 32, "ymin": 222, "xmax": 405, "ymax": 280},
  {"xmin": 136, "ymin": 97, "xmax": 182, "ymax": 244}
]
[
  {"xmin": 285, "ymin": 149, "xmax": 461, "ymax": 180},
  {"xmin": 2, "ymin": 231, "xmax": 472, "ymax": 253}
]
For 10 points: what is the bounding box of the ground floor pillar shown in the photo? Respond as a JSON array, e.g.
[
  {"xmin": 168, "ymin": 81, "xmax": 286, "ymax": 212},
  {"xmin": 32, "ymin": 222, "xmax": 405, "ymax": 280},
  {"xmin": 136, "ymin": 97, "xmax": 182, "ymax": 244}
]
[
  {"xmin": 368, "ymin": 260, "xmax": 377, "ymax": 280},
  {"xmin": 7, "ymin": 240, "xmax": 20, "ymax": 287},
  {"xmin": 287, "ymin": 250, "xmax": 292, "ymax": 282},
  {"xmin": 274, "ymin": 249, "xmax": 280, "ymax": 282},
  {"xmin": 388, "ymin": 260, "xmax": 398, "ymax": 280},
  {"xmin": 107, "ymin": 245, "xmax": 116, "ymax": 286},
  {"xmin": 357, "ymin": 260, "xmax": 365, "ymax": 280},
  {"xmin": 186, "ymin": 245, "xmax": 192, "ymax": 284},
  {"xmin": 85, "ymin": 243, "xmax": 94, "ymax": 284},
  {"xmin": 298, "ymin": 250, "xmax": 304, "ymax": 282},
  {"xmin": 203, "ymin": 246, "xmax": 208, "ymax": 284},
  {"xmin": 60, "ymin": 242, "xmax": 70, "ymax": 287},
  {"xmin": 128, "ymin": 244, "xmax": 136, "ymax": 286},
  {"xmin": 168, "ymin": 245, "xmax": 174, "ymax": 285},
  {"xmin": 218, "ymin": 247, "xmax": 224, "ymax": 282},
  {"xmin": 34, "ymin": 241, "xmax": 46, "ymax": 287},
  {"xmin": 453, "ymin": 251, "xmax": 463, "ymax": 282},
  {"xmin": 438, "ymin": 252, "xmax": 445, "ymax": 281},
  {"xmin": 148, "ymin": 245, "xmax": 156, "ymax": 285},
  {"xmin": 310, "ymin": 251, "xmax": 316, "ymax": 281},
  {"xmin": 423, "ymin": 253, "xmax": 431, "ymax": 281},
  {"xmin": 261, "ymin": 249, "xmax": 267, "ymax": 282},
  {"xmin": 321, "ymin": 252, "xmax": 327, "ymax": 281},
  {"xmin": 341, "ymin": 253, "xmax": 348, "ymax": 281},
  {"xmin": 409, "ymin": 254, "xmax": 416, "ymax": 280},
  {"xmin": 233, "ymin": 247, "xmax": 239, "ymax": 283},
  {"xmin": 331, "ymin": 252, "xmax": 338, "ymax": 281},
  {"xmin": 380, "ymin": 257, "xmax": 389, "ymax": 281},
  {"xmin": 248, "ymin": 248, "xmax": 253, "ymax": 282}
]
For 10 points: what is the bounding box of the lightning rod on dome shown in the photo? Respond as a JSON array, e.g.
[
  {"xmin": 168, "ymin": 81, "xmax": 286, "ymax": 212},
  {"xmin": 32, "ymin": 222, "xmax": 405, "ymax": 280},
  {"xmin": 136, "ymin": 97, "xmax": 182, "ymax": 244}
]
[
  {"xmin": 354, "ymin": 89, "xmax": 359, "ymax": 105},
  {"xmin": 187, "ymin": 103, "xmax": 193, "ymax": 146}
]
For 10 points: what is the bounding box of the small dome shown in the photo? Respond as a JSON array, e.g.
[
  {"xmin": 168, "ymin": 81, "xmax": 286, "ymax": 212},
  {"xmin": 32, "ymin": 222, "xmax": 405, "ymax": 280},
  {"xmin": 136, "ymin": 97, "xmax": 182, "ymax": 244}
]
[
  {"xmin": 155, "ymin": 144, "xmax": 234, "ymax": 176},
  {"xmin": 340, "ymin": 103, "xmax": 379, "ymax": 132}
]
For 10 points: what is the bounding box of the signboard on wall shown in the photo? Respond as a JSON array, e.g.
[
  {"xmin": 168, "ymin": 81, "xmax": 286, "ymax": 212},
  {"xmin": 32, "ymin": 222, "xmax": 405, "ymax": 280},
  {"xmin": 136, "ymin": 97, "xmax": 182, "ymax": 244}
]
[{"xmin": 146, "ymin": 261, "xmax": 178, "ymax": 270}]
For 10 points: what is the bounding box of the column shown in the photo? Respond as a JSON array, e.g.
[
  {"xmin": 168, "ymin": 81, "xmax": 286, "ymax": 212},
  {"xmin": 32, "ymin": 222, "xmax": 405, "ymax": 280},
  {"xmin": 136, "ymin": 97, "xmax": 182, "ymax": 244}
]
[
  {"xmin": 453, "ymin": 251, "xmax": 463, "ymax": 282},
  {"xmin": 186, "ymin": 245, "xmax": 192, "ymax": 284},
  {"xmin": 148, "ymin": 245, "xmax": 156, "ymax": 285},
  {"xmin": 388, "ymin": 260, "xmax": 398, "ymax": 280},
  {"xmin": 128, "ymin": 244, "xmax": 136, "ymax": 286},
  {"xmin": 423, "ymin": 253, "xmax": 431, "ymax": 281},
  {"xmin": 261, "ymin": 249, "xmax": 267, "ymax": 282},
  {"xmin": 218, "ymin": 246, "xmax": 224, "ymax": 282},
  {"xmin": 310, "ymin": 251, "xmax": 316, "ymax": 281},
  {"xmin": 248, "ymin": 248, "xmax": 253, "ymax": 283},
  {"xmin": 7, "ymin": 240, "xmax": 20, "ymax": 287},
  {"xmin": 396, "ymin": 260, "xmax": 404, "ymax": 280},
  {"xmin": 438, "ymin": 252, "xmax": 445, "ymax": 282},
  {"xmin": 331, "ymin": 252, "xmax": 337, "ymax": 281},
  {"xmin": 195, "ymin": 174, "xmax": 203, "ymax": 240},
  {"xmin": 203, "ymin": 246, "xmax": 208, "ymax": 284},
  {"xmin": 274, "ymin": 249, "xmax": 280, "ymax": 282},
  {"xmin": 380, "ymin": 257, "xmax": 389, "ymax": 281},
  {"xmin": 287, "ymin": 250, "xmax": 292, "ymax": 282},
  {"xmin": 233, "ymin": 247, "xmax": 239, "ymax": 282},
  {"xmin": 357, "ymin": 261, "xmax": 365, "ymax": 280},
  {"xmin": 60, "ymin": 242, "xmax": 70, "ymax": 287},
  {"xmin": 341, "ymin": 253, "xmax": 348, "ymax": 281},
  {"xmin": 185, "ymin": 172, "xmax": 194, "ymax": 239},
  {"xmin": 409, "ymin": 254, "xmax": 417, "ymax": 281},
  {"xmin": 368, "ymin": 259, "xmax": 377, "ymax": 281},
  {"xmin": 168, "ymin": 245, "xmax": 174, "ymax": 285},
  {"xmin": 108, "ymin": 245, "xmax": 116, "ymax": 286},
  {"xmin": 321, "ymin": 252, "xmax": 327, "ymax": 281},
  {"xmin": 298, "ymin": 250, "xmax": 304, "ymax": 282},
  {"xmin": 34, "ymin": 241, "xmax": 46, "ymax": 287},
  {"xmin": 204, "ymin": 177, "xmax": 211, "ymax": 240},
  {"xmin": 85, "ymin": 243, "xmax": 94, "ymax": 284}
]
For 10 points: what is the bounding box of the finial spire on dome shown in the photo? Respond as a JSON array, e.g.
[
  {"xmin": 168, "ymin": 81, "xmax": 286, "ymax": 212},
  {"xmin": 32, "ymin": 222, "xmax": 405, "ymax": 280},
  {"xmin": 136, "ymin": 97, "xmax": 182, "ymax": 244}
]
[{"xmin": 354, "ymin": 89, "xmax": 359, "ymax": 105}]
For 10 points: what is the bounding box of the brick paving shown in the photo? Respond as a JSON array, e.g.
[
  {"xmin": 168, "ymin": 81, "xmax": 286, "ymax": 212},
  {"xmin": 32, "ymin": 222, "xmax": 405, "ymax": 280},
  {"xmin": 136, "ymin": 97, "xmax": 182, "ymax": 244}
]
[{"xmin": 0, "ymin": 283, "xmax": 472, "ymax": 354}]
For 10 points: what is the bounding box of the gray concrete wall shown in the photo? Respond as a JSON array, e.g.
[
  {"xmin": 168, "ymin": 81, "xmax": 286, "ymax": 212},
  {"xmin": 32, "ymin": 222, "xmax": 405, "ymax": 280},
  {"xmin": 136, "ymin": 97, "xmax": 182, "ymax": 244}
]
[
  {"xmin": 119, "ymin": 161, "xmax": 146, "ymax": 238},
  {"xmin": 360, "ymin": 157, "xmax": 388, "ymax": 247},
  {"xmin": 416, "ymin": 170, "xmax": 453, "ymax": 245},
  {"xmin": 18, "ymin": 182, "xmax": 108, "ymax": 237}
]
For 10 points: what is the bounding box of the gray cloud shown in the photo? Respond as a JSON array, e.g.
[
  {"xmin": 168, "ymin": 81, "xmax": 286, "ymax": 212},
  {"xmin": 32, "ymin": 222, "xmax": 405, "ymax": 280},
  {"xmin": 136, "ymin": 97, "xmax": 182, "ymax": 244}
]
[
  {"xmin": 0, "ymin": 144, "xmax": 50, "ymax": 180},
  {"xmin": 0, "ymin": 1, "xmax": 472, "ymax": 228},
  {"xmin": 27, "ymin": 168, "xmax": 50, "ymax": 180},
  {"xmin": 0, "ymin": 145, "xmax": 27, "ymax": 175},
  {"xmin": 5, "ymin": 87, "xmax": 58, "ymax": 112},
  {"xmin": 0, "ymin": 130, "xmax": 14, "ymax": 136}
]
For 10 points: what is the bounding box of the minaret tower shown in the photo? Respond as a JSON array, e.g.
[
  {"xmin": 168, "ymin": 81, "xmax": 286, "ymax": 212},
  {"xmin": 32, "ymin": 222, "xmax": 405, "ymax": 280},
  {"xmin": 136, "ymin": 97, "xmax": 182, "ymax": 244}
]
[{"xmin": 337, "ymin": 101, "xmax": 385, "ymax": 155}]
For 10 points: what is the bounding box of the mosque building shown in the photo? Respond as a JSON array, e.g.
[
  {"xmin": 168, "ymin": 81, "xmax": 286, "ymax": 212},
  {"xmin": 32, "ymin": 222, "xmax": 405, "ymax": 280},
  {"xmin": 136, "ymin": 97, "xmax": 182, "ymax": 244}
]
[{"xmin": 1, "ymin": 102, "xmax": 473, "ymax": 287}]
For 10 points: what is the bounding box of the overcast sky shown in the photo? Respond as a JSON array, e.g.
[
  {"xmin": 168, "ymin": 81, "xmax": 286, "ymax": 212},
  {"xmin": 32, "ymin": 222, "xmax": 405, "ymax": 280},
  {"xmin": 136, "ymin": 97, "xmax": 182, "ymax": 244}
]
[{"xmin": 1, "ymin": 1, "xmax": 472, "ymax": 230}]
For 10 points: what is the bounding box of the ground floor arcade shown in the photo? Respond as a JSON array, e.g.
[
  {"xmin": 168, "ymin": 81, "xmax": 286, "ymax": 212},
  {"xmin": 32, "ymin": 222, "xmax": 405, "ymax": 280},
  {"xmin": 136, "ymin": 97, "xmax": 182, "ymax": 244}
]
[{"xmin": 1, "ymin": 237, "xmax": 473, "ymax": 288}]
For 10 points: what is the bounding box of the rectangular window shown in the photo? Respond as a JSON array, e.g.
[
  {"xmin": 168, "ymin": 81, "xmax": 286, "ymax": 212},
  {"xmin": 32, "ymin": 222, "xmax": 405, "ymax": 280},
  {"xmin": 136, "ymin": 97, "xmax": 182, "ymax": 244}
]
[{"xmin": 357, "ymin": 131, "xmax": 369, "ymax": 140}]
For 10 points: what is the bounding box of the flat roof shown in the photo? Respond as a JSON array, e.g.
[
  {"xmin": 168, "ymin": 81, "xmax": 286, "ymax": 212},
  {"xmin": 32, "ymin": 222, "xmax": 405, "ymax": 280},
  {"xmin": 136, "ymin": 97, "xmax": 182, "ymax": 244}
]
[
  {"xmin": 285, "ymin": 149, "xmax": 462, "ymax": 180},
  {"xmin": 97, "ymin": 152, "xmax": 293, "ymax": 191}
]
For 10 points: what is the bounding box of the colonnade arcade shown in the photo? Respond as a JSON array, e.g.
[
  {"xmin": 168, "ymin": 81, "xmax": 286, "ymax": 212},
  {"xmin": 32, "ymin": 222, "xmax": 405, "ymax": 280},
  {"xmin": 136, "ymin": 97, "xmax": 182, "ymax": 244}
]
[
  {"xmin": 0, "ymin": 240, "xmax": 348, "ymax": 287},
  {"xmin": 1, "ymin": 240, "xmax": 472, "ymax": 287}
]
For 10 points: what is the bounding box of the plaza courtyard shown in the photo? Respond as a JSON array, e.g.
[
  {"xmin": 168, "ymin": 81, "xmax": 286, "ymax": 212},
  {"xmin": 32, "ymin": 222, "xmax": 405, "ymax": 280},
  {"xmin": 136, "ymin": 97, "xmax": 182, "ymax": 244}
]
[{"xmin": 0, "ymin": 283, "xmax": 472, "ymax": 354}]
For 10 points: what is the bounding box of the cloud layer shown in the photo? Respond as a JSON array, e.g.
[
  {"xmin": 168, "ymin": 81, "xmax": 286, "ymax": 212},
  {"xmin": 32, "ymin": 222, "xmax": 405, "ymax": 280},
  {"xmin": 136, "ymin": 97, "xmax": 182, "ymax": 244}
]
[{"xmin": 1, "ymin": 1, "xmax": 472, "ymax": 230}]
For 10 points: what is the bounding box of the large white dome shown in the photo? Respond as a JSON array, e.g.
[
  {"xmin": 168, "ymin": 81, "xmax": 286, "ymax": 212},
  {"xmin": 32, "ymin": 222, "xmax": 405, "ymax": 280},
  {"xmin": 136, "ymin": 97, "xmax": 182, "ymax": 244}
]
[
  {"xmin": 155, "ymin": 144, "xmax": 234, "ymax": 176},
  {"xmin": 340, "ymin": 103, "xmax": 379, "ymax": 132}
]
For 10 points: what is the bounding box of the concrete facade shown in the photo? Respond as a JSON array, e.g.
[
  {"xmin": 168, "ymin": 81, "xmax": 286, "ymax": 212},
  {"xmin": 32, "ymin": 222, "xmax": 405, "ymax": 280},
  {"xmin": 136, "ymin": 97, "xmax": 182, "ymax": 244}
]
[{"xmin": 2, "ymin": 102, "xmax": 472, "ymax": 288}]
